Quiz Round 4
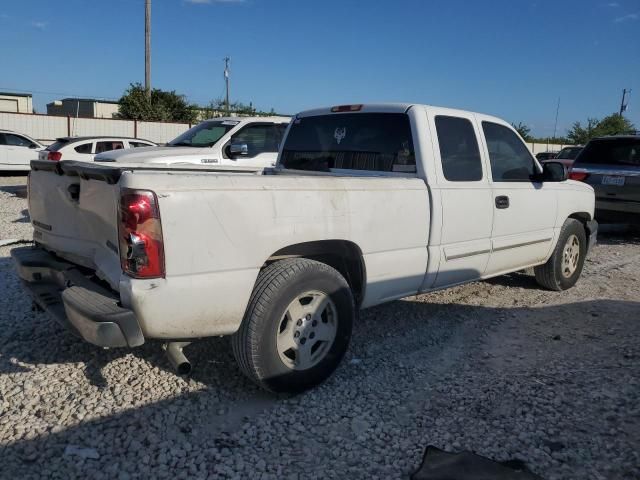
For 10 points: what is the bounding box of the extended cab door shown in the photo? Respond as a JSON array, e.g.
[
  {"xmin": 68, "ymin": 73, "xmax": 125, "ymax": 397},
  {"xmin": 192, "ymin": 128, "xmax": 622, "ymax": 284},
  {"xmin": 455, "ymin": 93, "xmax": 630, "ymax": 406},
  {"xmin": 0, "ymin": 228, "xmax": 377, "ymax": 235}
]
[
  {"xmin": 479, "ymin": 119, "xmax": 556, "ymax": 276},
  {"xmin": 223, "ymin": 123, "xmax": 281, "ymax": 167},
  {"xmin": 424, "ymin": 109, "xmax": 493, "ymax": 288}
]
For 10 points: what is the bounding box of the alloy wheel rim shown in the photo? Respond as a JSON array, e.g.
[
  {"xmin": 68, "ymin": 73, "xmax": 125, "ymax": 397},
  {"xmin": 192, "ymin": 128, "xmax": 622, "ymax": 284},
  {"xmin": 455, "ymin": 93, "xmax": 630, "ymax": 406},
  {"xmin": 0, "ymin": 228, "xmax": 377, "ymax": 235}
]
[
  {"xmin": 276, "ymin": 290, "xmax": 337, "ymax": 371},
  {"xmin": 561, "ymin": 234, "xmax": 580, "ymax": 278}
]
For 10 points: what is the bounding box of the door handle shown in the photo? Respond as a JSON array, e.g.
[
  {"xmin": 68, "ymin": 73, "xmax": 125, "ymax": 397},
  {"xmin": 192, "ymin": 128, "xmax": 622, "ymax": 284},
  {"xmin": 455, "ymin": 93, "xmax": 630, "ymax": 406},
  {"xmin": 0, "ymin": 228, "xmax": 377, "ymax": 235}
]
[{"xmin": 495, "ymin": 195, "xmax": 509, "ymax": 209}]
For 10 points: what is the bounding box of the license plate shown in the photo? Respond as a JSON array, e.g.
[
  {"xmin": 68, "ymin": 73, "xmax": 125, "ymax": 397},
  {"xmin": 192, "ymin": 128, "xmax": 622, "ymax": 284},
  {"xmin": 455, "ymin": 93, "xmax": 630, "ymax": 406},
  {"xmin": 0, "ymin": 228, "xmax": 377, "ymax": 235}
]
[{"xmin": 602, "ymin": 175, "xmax": 625, "ymax": 186}]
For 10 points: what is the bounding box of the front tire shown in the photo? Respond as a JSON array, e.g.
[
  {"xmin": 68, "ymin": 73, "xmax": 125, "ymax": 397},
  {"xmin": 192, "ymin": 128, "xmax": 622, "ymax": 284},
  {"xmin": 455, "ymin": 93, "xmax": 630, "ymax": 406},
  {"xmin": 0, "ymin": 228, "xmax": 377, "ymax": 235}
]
[
  {"xmin": 232, "ymin": 258, "xmax": 355, "ymax": 393},
  {"xmin": 534, "ymin": 218, "xmax": 587, "ymax": 291}
]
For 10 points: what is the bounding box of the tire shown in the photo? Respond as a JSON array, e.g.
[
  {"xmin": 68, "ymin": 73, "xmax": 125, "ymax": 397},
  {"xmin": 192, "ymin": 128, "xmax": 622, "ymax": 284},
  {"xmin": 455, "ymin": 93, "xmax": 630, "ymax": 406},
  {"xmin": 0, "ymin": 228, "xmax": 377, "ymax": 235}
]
[
  {"xmin": 534, "ymin": 219, "xmax": 587, "ymax": 291},
  {"xmin": 231, "ymin": 258, "xmax": 355, "ymax": 393}
]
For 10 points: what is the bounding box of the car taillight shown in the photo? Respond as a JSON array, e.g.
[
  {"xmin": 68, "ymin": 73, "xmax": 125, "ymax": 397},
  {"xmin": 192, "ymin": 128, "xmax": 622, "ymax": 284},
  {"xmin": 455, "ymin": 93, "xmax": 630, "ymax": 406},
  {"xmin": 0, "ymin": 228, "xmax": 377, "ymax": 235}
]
[
  {"xmin": 568, "ymin": 169, "xmax": 589, "ymax": 181},
  {"xmin": 118, "ymin": 189, "xmax": 165, "ymax": 278},
  {"xmin": 47, "ymin": 151, "xmax": 62, "ymax": 161}
]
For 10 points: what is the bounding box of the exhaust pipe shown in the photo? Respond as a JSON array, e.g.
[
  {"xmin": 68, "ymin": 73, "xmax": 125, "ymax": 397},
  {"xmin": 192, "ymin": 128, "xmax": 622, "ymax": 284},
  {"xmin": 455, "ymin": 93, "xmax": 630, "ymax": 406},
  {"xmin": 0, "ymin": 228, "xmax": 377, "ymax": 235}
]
[{"xmin": 163, "ymin": 342, "xmax": 192, "ymax": 375}]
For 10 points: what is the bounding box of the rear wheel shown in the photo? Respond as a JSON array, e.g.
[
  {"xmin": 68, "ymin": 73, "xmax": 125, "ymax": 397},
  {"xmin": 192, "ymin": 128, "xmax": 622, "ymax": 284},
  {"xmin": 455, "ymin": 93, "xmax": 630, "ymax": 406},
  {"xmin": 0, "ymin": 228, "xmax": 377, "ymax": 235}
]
[
  {"xmin": 232, "ymin": 258, "xmax": 354, "ymax": 393},
  {"xmin": 534, "ymin": 219, "xmax": 587, "ymax": 291}
]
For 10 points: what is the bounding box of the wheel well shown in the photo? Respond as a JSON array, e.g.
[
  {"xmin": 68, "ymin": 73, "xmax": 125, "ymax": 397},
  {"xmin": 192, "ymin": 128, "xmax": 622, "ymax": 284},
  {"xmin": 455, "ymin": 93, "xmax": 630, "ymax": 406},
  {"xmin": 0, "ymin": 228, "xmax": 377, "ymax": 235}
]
[
  {"xmin": 266, "ymin": 240, "xmax": 366, "ymax": 305},
  {"xmin": 568, "ymin": 212, "xmax": 592, "ymax": 235}
]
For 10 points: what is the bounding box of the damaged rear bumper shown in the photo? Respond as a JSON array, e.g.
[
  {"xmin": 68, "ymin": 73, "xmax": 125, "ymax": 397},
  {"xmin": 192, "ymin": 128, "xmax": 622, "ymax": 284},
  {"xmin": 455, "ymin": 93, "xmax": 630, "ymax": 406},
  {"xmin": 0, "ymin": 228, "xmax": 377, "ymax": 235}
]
[{"xmin": 11, "ymin": 246, "xmax": 144, "ymax": 348}]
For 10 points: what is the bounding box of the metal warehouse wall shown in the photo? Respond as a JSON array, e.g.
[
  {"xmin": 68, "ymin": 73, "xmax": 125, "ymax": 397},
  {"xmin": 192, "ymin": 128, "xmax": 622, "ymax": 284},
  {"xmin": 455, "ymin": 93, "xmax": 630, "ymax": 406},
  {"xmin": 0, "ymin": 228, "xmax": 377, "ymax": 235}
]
[{"xmin": 0, "ymin": 112, "xmax": 191, "ymax": 145}]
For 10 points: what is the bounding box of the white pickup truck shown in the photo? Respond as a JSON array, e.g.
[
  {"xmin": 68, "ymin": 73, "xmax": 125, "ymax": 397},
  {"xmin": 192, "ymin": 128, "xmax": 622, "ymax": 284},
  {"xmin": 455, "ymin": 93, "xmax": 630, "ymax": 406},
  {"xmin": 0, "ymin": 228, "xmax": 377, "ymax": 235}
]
[
  {"xmin": 13, "ymin": 103, "xmax": 597, "ymax": 393},
  {"xmin": 94, "ymin": 116, "xmax": 290, "ymax": 168}
]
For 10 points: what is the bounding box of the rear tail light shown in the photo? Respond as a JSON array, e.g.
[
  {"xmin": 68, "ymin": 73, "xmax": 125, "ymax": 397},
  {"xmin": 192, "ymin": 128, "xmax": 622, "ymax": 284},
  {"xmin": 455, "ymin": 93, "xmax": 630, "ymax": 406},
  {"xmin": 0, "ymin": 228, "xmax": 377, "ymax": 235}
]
[
  {"xmin": 118, "ymin": 189, "xmax": 165, "ymax": 278},
  {"xmin": 47, "ymin": 151, "xmax": 62, "ymax": 161},
  {"xmin": 568, "ymin": 169, "xmax": 589, "ymax": 181},
  {"xmin": 331, "ymin": 104, "xmax": 363, "ymax": 112}
]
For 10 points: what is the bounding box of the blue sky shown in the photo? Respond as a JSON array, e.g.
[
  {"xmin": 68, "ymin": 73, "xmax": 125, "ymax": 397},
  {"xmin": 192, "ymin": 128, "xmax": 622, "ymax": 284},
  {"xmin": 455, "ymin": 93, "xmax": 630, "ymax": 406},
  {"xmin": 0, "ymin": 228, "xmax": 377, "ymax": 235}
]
[{"xmin": 0, "ymin": 0, "xmax": 638, "ymax": 137}]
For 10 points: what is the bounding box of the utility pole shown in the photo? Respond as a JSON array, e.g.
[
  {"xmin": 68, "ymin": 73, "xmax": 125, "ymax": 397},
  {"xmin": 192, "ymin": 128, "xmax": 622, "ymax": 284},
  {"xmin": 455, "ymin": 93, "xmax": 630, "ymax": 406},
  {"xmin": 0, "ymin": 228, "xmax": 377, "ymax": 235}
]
[
  {"xmin": 224, "ymin": 56, "xmax": 230, "ymax": 115},
  {"xmin": 552, "ymin": 97, "xmax": 560, "ymax": 142},
  {"xmin": 619, "ymin": 88, "xmax": 630, "ymax": 116},
  {"xmin": 145, "ymin": 0, "xmax": 151, "ymax": 99}
]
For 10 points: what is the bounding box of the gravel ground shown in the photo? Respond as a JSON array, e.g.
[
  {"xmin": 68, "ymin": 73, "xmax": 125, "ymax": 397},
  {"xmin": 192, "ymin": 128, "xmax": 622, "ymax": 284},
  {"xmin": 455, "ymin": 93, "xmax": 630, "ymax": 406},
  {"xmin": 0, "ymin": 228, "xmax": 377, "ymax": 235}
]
[{"xmin": 0, "ymin": 173, "xmax": 639, "ymax": 480}]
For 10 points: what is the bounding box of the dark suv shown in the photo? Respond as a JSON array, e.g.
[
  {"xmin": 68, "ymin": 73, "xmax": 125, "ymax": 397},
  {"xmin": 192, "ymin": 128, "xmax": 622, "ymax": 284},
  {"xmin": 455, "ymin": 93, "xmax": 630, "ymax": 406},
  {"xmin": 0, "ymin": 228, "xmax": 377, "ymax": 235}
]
[{"xmin": 569, "ymin": 135, "xmax": 640, "ymax": 224}]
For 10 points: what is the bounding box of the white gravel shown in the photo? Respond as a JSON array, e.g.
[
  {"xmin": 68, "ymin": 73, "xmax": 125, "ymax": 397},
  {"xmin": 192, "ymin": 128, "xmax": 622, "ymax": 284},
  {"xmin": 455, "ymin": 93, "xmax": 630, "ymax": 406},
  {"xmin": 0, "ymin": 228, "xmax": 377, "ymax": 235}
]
[{"xmin": 1, "ymin": 173, "xmax": 638, "ymax": 480}]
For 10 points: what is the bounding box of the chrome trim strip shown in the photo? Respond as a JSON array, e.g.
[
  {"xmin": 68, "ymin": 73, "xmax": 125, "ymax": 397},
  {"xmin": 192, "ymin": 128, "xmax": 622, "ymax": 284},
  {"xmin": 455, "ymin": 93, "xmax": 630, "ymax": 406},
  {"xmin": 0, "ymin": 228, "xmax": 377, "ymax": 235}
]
[
  {"xmin": 445, "ymin": 249, "xmax": 491, "ymax": 261},
  {"xmin": 571, "ymin": 167, "xmax": 640, "ymax": 177},
  {"xmin": 493, "ymin": 237, "xmax": 552, "ymax": 252}
]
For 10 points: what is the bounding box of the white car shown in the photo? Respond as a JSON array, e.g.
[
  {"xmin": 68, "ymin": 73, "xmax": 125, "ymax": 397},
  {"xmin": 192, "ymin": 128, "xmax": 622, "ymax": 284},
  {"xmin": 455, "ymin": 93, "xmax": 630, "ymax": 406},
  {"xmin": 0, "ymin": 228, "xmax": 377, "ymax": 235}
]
[
  {"xmin": 14, "ymin": 103, "xmax": 596, "ymax": 393},
  {"xmin": 38, "ymin": 136, "xmax": 156, "ymax": 163},
  {"xmin": 94, "ymin": 117, "xmax": 290, "ymax": 168},
  {"xmin": 0, "ymin": 129, "xmax": 45, "ymax": 171}
]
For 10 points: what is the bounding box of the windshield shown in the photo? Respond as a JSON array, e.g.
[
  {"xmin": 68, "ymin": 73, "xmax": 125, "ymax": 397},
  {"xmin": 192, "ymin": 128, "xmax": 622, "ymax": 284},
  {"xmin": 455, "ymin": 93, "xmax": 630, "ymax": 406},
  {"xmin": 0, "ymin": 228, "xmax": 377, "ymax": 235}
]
[
  {"xmin": 556, "ymin": 147, "xmax": 582, "ymax": 160},
  {"xmin": 168, "ymin": 120, "xmax": 238, "ymax": 147},
  {"xmin": 574, "ymin": 138, "xmax": 640, "ymax": 167},
  {"xmin": 280, "ymin": 113, "xmax": 415, "ymax": 172}
]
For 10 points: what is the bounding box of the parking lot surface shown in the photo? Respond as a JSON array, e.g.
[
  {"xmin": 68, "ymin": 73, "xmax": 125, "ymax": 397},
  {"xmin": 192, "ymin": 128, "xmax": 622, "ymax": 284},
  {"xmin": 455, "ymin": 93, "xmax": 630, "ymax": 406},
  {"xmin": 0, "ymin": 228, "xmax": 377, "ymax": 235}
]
[{"xmin": 1, "ymin": 174, "xmax": 638, "ymax": 480}]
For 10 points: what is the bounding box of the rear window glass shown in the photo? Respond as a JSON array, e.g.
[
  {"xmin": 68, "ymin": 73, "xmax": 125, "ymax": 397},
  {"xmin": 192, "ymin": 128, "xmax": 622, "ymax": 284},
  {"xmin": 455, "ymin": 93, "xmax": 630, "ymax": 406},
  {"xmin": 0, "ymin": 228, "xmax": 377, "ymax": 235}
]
[
  {"xmin": 556, "ymin": 147, "xmax": 582, "ymax": 160},
  {"xmin": 574, "ymin": 138, "xmax": 640, "ymax": 166},
  {"xmin": 46, "ymin": 140, "xmax": 70, "ymax": 151},
  {"xmin": 281, "ymin": 113, "xmax": 415, "ymax": 173},
  {"xmin": 129, "ymin": 141, "xmax": 151, "ymax": 148}
]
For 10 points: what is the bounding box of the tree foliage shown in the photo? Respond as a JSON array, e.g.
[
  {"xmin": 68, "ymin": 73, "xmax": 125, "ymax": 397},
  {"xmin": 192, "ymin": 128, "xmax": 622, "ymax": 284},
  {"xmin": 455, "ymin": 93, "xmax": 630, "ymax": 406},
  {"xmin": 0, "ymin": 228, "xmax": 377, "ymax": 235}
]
[
  {"xmin": 117, "ymin": 83, "xmax": 199, "ymax": 123},
  {"xmin": 512, "ymin": 122, "xmax": 533, "ymax": 142},
  {"xmin": 199, "ymin": 98, "xmax": 279, "ymax": 119},
  {"xmin": 567, "ymin": 114, "xmax": 635, "ymax": 145}
]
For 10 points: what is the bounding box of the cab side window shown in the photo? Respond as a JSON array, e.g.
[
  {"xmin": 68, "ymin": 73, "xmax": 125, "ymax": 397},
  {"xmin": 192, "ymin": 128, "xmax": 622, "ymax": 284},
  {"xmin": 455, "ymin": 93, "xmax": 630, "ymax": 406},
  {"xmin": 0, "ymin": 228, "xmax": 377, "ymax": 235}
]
[
  {"xmin": 229, "ymin": 124, "xmax": 278, "ymax": 158},
  {"xmin": 482, "ymin": 122, "xmax": 535, "ymax": 182},
  {"xmin": 435, "ymin": 116, "xmax": 483, "ymax": 181},
  {"xmin": 95, "ymin": 141, "xmax": 124, "ymax": 154},
  {"xmin": 129, "ymin": 141, "xmax": 151, "ymax": 148}
]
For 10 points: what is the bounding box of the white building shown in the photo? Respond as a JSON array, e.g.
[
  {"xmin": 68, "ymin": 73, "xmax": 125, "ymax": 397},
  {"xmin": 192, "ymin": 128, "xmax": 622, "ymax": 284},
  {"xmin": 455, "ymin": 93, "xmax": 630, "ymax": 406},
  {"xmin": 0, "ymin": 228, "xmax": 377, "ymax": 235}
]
[
  {"xmin": 47, "ymin": 98, "xmax": 120, "ymax": 119},
  {"xmin": 0, "ymin": 92, "xmax": 34, "ymax": 113}
]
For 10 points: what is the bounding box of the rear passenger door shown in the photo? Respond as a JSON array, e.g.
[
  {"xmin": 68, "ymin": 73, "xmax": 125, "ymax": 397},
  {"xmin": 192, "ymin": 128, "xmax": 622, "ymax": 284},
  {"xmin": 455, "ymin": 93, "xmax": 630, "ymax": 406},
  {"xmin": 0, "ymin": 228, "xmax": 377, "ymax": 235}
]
[
  {"xmin": 427, "ymin": 110, "xmax": 493, "ymax": 288},
  {"xmin": 480, "ymin": 120, "xmax": 556, "ymax": 276}
]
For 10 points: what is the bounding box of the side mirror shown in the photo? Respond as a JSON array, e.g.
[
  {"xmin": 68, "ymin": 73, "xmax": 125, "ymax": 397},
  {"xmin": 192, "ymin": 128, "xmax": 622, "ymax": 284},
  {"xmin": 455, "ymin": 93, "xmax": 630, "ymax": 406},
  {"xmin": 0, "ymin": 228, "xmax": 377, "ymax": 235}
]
[
  {"xmin": 29, "ymin": 144, "xmax": 38, "ymax": 149},
  {"xmin": 541, "ymin": 161, "xmax": 567, "ymax": 182},
  {"xmin": 229, "ymin": 143, "xmax": 248, "ymax": 157}
]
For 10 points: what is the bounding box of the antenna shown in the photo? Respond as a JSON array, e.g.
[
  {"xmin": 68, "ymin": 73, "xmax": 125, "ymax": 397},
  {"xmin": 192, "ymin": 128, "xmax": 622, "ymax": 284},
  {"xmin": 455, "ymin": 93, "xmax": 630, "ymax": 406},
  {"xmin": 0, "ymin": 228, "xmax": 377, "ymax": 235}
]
[{"xmin": 224, "ymin": 56, "xmax": 230, "ymax": 115}]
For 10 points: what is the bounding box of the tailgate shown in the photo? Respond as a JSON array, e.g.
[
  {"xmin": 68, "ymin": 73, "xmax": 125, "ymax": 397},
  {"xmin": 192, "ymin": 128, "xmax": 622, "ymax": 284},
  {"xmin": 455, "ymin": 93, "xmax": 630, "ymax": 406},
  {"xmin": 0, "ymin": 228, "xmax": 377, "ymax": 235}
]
[{"xmin": 28, "ymin": 160, "xmax": 123, "ymax": 289}]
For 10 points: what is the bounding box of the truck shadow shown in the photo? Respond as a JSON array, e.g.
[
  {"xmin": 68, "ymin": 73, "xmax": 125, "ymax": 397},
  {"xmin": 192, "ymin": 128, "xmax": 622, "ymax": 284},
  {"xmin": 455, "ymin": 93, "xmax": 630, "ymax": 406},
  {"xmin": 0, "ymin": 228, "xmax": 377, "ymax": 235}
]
[
  {"xmin": 0, "ymin": 183, "xmax": 28, "ymax": 198},
  {"xmin": 1, "ymin": 297, "xmax": 638, "ymax": 478},
  {"xmin": 596, "ymin": 224, "xmax": 640, "ymax": 245}
]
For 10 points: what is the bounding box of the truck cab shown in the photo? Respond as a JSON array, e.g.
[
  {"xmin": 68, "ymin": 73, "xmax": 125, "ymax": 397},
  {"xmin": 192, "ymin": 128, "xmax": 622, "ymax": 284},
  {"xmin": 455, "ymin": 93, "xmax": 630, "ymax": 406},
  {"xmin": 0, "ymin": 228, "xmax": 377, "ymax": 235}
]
[{"xmin": 94, "ymin": 116, "xmax": 290, "ymax": 168}]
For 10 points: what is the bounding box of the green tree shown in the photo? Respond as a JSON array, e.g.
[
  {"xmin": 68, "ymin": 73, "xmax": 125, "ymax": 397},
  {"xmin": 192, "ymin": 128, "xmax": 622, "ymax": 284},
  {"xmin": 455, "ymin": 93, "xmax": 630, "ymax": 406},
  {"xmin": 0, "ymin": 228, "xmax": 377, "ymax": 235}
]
[
  {"xmin": 595, "ymin": 114, "xmax": 635, "ymax": 136},
  {"xmin": 117, "ymin": 83, "xmax": 198, "ymax": 123},
  {"xmin": 511, "ymin": 122, "xmax": 533, "ymax": 142},
  {"xmin": 567, "ymin": 114, "xmax": 635, "ymax": 144},
  {"xmin": 200, "ymin": 98, "xmax": 281, "ymax": 118}
]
